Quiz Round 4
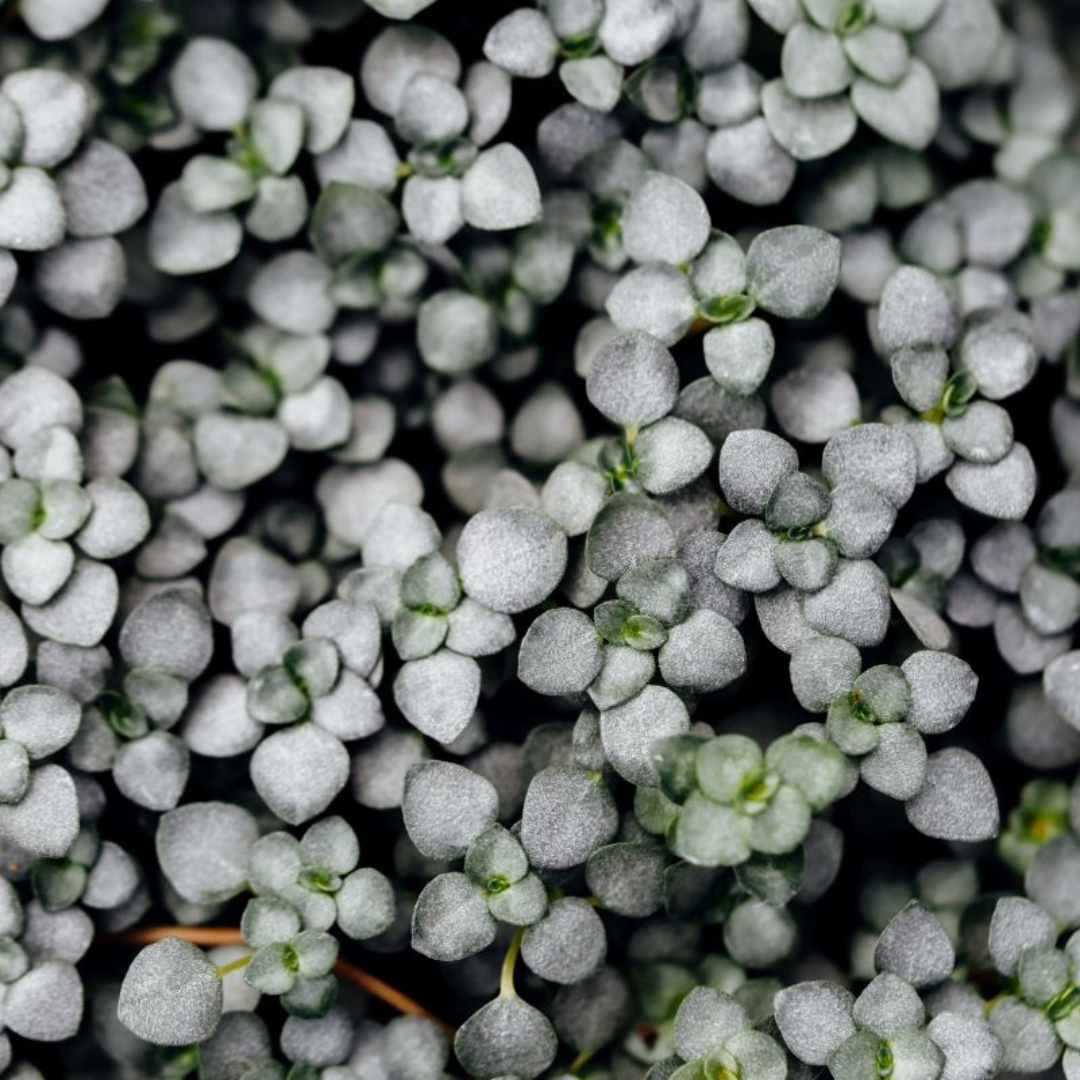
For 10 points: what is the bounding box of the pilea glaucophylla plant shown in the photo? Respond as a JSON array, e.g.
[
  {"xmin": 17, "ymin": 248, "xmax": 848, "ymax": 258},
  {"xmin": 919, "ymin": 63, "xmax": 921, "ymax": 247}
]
[
  {"xmin": 405, "ymin": 761, "xmax": 549, "ymax": 961},
  {"xmin": 388, "ymin": 543, "xmax": 515, "ymax": 744},
  {"xmin": 998, "ymin": 778, "xmax": 1074, "ymax": 875},
  {"xmin": 0, "ymin": 684, "xmax": 82, "ymax": 859},
  {"xmin": 2, "ymin": 0, "xmax": 1080, "ymax": 1077},
  {"xmin": 789, "ymin": 637, "xmax": 996, "ymax": 829},
  {"xmin": 868, "ymin": 174, "xmax": 1080, "ymax": 372},
  {"xmin": 935, "ymin": 493, "xmax": 1080, "ymax": 676},
  {"xmin": 876, "ymin": 264, "xmax": 1040, "ymax": 523},
  {"xmin": 148, "ymin": 42, "xmax": 354, "ymax": 275},
  {"xmin": 848, "ymin": 860, "xmax": 980, "ymax": 981},
  {"xmin": 648, "ymin": 729, "xmax": 848, "ymax": 868},
  {"xmin": 0, "ymin": 66, "xmax": 149, "ymax": 318},
  {"xmin": 655, "ymin": 985, "xmax": 787, "ymax": 1080},
  {"xmin": 483, "ymin": 0, "xmax": 683, "ymax": 113},
  {"xmin": 207, "ymin": 324, "xmax": 355, "ymax": 462},
  {"xmin": 773, "ymin": 900, "xmax": 1007, "ymax": 1080},
  {"xmin": 757, "ymin": 0, "xmax": 951, "ymax": 156},
  {"xmin": 0, "ymin": 367, "xmax": 150, "ymax": 610},
  {"xmin": 518, "ymin": 550, "xmax": 746, "ymax": 716},
  {"xmin": 753, "ymin": 0, "xmax": 1005, "ymax": 171},
  {"xmin": 877, "ymin": 516, "xmax": 967, "ymax": 649},
  {"xmin": 604, "ymin": 177, "xmax": 843, "ymax": 354},
  {"xmin": 713, "ymin": 424, "xmax": 914, "ymax": 619},
  {"xmin": 359, "ymin": 23, "xmax": 543, "ymax": 246},
  {"xmin": 980, "ymin": 894, "xmax": 1080, "ymax": 1075},
  {"xmin": 235, "ymin": 599, "xmax": 385, "ymax": 825},
  {"xmin": 1023, "ymin": 493, "xmax": 1080, "ymax": 639},
  {"xmin": 69, "ymin": 587, "xmax": 213, "ymax": 813},
  {"xmin": 119, "ymin": 805, "xmax": 394, "ymax": 1043}
]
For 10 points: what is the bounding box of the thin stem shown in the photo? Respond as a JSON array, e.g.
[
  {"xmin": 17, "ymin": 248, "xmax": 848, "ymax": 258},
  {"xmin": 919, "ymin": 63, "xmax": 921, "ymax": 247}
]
[
  {"xmin": 112, "ymin": 926, "xmax": 246, "ymax": 947},
  {"xmin": 335, "ymin": 956, "xmax": 455, "ymax": 1035},
  {"xmin": 105, "ymin": 926, "xmax": 455, "ymax": 1035},
  {"xmin": 214, "ymin": 953, "xmax": 252, "ymax": 978},
  {"xmin": 568, "ymin": 1047, "xmax": 596, "ymax": 1074},
  {"xmin": 500, "ymin": 927, "xmax": 524, "ymax": 999}
]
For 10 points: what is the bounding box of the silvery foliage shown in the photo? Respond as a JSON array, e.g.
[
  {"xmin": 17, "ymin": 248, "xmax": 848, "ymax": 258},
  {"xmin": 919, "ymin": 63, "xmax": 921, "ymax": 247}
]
[
  {"xmin": 239, "ymin": 816, "xmax": 392, "ymax": 1009},
  {"xmin": 981, "ymin": 894, "xmax": 1080, "ymax": 1075},
  {"xmin": 604, "ymin": 184, "xmax": 843, "ymax": 352},
  {"xmin": 0, "ymin": 0, "xmax": 1074, "ymax": 1076},
  {"xmin": 0, "ymin": 65, "xmax": 148, "ymax": 317},
  {"xmin": 236, "ymin": 602, "xmax": 385, "ymax": 824},
  {"xmin": 997, "ymin": 778, "xmax": 1074, "ymax": 875},
  {"xmin": 713, "ymin": 425, "xmax": 909, "ymax": 613},
  {"xmin": 875, "ymin": 266, "xmax": 1039, "ymax": 522},
  {"xmin": 844, "ymin": 866, "xmax": 975, "ymax": 983},
  {"xmin": 649, "ymin": 728, "xmax": 849, "ymax": 869},
  {"xmin": 0, "ymin": 368, "xmax": 150, "ymax": 611},
  {"xmin": 381, "ymin": 522, "xmax": 514, "ymax": 744},
  {"xmin": 488, "ymin": 0, "xmax": 1001, "ymax": 208},
  {"xmin": 66, "ymin": 586, "xmax": 215, "ymax": 813},
  {"xmin": 789, "ymin": 639, "xmax": 991, "ymax": 819},
  {"xmin": 938, "ymin": 491, "xmax": 1080, "ymax": 677},
  {"xmin": 657, "ymin": 985, "xmax": 787, "ymax": 1080}
]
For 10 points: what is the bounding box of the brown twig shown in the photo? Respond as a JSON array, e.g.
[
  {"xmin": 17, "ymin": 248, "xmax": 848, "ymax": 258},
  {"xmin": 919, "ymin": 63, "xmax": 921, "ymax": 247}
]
[
  {"xmin": 104, "ymin": 925, "xmax": 455, "ymax": 1036},
  {"xmin": 110, "ymin": 926, "xmax": 246, "ymax": 947},
  {"xmin": 334, "ymin": 956, "xmax": 454, "ymax": 1035}
]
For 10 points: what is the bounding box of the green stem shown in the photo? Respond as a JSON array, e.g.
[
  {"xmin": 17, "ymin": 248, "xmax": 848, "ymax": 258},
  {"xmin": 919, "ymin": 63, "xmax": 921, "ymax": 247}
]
[
  {"xmin": 500, "ymin": 928, "xmax": 524, "ymax": 999},
  {"xmin": 214, "ymin": 953, "xmax": 252, "ymax": 979},
  {"xmin": 568, "ymin": 1047, "xmax": 596, "ymax": 1074},
  {"xmin": 716, "ymin": 497, "xmax": 737, "ymax": 520}
]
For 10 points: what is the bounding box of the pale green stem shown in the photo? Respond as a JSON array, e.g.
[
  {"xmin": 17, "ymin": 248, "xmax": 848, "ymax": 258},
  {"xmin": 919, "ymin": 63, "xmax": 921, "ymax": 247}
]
[
  {"xmin": 215, "ymin": 953, "xmax": 252, "ymax": 979},
  {"xmin": 500, "ymin": 928, "xmax": 524, "ymax": 998}
]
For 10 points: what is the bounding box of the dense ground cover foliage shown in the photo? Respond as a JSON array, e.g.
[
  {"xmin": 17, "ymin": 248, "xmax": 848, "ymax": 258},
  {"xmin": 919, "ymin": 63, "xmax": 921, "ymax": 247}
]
[{"xmin": 0, "ymin": 0, "xmax": 1079, "ymax": 1077}]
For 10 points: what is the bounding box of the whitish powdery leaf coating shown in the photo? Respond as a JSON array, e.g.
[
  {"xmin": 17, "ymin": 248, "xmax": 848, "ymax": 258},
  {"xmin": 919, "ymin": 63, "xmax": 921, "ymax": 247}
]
[
  {"xmin": 403, "ymin": 760, "xmax": 499, "ymax": 860},
  {"xmin": 157, "ymin": 801, "xmax": 259, "ymax": 904},
  {"xmin": 457, "ymin": 508, "xmax": 567, "ymax": 614},
  {"xmin": 586, "ymin": 331, "xmax": 680, "ymax": 427},
  {"xmin": 621, "ymin": 172, "xmax": 711, "ymax": 266},
  {"xmin": 905, "ymin": 748, "xmax": 999, "ymax": 842},
  {"xmin": 746, "ymin": 225, "xmax": 842, "ymax": 319},
  {"xmin": 118, "ymin": 938, "xmax": 222, "ymax": 1045}
]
